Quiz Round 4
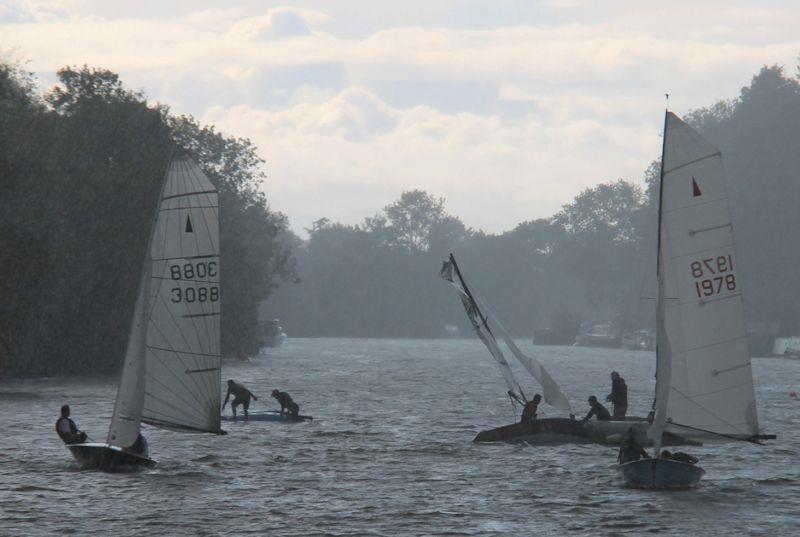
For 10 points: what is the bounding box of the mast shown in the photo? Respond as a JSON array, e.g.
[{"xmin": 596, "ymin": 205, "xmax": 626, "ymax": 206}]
[{"xmin": 649, "ymin": 109, "xmax": 670, "ymax": 454}]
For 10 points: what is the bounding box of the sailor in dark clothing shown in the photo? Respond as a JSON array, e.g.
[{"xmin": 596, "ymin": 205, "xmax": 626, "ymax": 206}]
[
  {"xmin": 618, "ymin": 428, "xmax": 649, "ymax": 464},
  {"xmin": 128, "ymin": 433, "xmax": 150, "ymax": 458},
  {"xmin": 521, "ymin": 394, "xmax": 542, "ymax": 422},
  {"xmin": 660, "ymin": 450, "xmax": 698, "ymax": 465},
  {"xmin": 55, "ymin": 405, "xmax": 88, "ymax": 444},
  {"xmin": 606, "ymin": 371, "xmax": 628, "ymax": 419},
  {"xmin": 223, "ymin": 379, "xmax": 258, "ymax": 421},
  {"xmin": 271, "ymin": 389, "xmax": 299, "ymax": 419},
  {"xmin": 582, "ymin": 395, "xmax": 611, "ymax": 422}
]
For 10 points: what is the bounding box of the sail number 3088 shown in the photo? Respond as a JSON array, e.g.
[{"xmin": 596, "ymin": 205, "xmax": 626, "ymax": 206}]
[
  {"xmin": 690, "ymin": 255, "xmax": 736, "ymax": 298},
  {"xmin": 169, "ymin": 262, "xmax": 220, "ymax": 303}
]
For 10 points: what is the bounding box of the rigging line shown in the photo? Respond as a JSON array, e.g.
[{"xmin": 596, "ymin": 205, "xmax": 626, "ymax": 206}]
[
  {"xmin": 671, "ymin": 377, "xmax": 754, "ymax": 400},
  {"xmin": 161, "ymin": 190, "xmax": 218, "ymax": 201},
  {"xmin": 143, "ymin": 379, "xmax": 208, "ymax": 424},
  {"xmin": 668, "ymin": 383, "xmax": 755, "ymax": 434},
  {"xmin": 675, "ymin": 334, "xmax": 748, "ymax": 355},
  {"xmin": 666, "ymin": 420, "xmax": 765, "ymax": 445},
  {"xmin": 159, "ymin": 204, "xmax": 218, "ymax": 212},
  {"xmin": 149, "ymin": 293, "xmax": 210, "ymax": 404},
  {"xmin": 142, "ymin": 393, "xmax": 206, "ymax": 426},
  {"xmin": 152, "ymin": 274, "xmax": 220, "ymax": 284},
  {"xmin": 662, "ymin": 195, "xmax": 728, "ymax": 216},
  {"xmin": 151, "ymin": 254, "xmax": 219, "ymax": 261},
  {"xmin": 147, "ymin": 345, "xmax": 221, "ymax": 359},
  {"xmin": 145, "ymin": 346, "xmax": 211, "ymax": 416},
  {"xmin": 662, "ymin": 151, "xmax": 720, "ymax": 176}
]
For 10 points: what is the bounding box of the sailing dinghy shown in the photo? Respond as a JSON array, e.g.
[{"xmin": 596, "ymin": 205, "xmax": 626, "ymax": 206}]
[
  {"xmin": 441, "ymin": 255, "xmax": 594, "ymax": 443},
  {"xmin": 67, "ymin": 152, "xmax": 224, "ymax": 471},
  {"xmin": 618, "ymin": 111, "xmax": 773, "ymax": 489}
]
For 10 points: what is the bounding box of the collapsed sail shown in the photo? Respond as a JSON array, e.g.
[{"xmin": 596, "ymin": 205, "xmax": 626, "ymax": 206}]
[
  {"xmin": 651, "ymin": 112, "xmax": 759, "ymax": 442},
  {"xmin": 441, "ymin": 254, "xmax": 572, "ymax": 413},
  {"xmin": 142, "ymin": 154, "xmax": 222, "ymax": 433}
]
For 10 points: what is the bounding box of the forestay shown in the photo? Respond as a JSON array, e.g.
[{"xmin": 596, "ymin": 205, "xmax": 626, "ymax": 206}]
[
  {"xmin": 441, "ymin": 255, "xmax": 572, "ymax": 413},
  {"xmin": 650, "ymin": 112, "xmax": 759, "ymax": 443},
  {"xmin": 142, "ymin": 154, "xmax": 222, "ymax": 433}
]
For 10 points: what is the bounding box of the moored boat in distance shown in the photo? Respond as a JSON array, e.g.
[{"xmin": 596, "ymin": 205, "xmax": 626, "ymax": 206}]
[{"xmin": 264, "ymin": 318, "xmax": 287, "ymax": 348}]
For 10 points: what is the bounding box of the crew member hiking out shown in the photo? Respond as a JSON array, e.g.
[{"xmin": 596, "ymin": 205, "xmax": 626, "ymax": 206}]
[
  {"xmin": 223, "ymin": 380, "xmax": 258, "ymax": 421},
  {"xmin": 606, "ymin": 371, "xmax": 628, "ymax": 419},
  {"xmin": 582, "ymin": 395, "xmax": 611, "ymax": 422},
  {"xmin": 55, "ymin": 405, "xmax": 88, "ymax": 444},
  {"xmin": 272, "ymin": 389, "xmax": 300, "ymax": 419}
]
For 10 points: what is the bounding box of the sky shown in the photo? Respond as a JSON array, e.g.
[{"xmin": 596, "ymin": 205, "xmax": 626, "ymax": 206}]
[{"xmin": 2, "ymin": 0, "xmax": 799, "ymax": 236}]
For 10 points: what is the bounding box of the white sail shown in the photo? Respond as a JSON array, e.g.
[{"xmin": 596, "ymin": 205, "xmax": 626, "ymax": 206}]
[
  {"xmin": 650, "ymin": 112, "xmax": 759, "ymax": 443},
  {"xmin": 440, "ymin": 258, "xmax": 525, "ymax": 399},
  {"xmin": 107, "ymin": 261, "xmax": 152, "ymax": 448},
  {"xmin": 142, "ymin": 154, "xmax": 222, "ymax": 433},
  {"xmin": 441, "ymin": 255, "xmax": 572, "ymax": 412},
  {"xmin": 476, "ymin": 299, "xmax": 573, "ymax": 413}
]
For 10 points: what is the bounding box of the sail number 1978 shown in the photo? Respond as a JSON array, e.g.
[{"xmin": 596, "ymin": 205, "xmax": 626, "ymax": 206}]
[{"xmin": 690, "ymin": 255, "xmax": 736, "ymax": 298}]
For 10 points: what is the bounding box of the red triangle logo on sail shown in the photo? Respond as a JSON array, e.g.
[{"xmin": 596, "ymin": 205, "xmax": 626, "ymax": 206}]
[{"xmin": 692, "ymin": 177, "xmax": 702, "ymax": 197}]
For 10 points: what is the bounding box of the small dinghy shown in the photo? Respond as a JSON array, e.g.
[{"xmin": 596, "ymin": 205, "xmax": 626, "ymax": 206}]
[
  {"xmin": 64, "ymin": 153, "xmax": 225, "ymax": 471},
  {"xmin": 223, "ymin": 411, "xmax": 312, "ymax": 423},
  {"xmin": 618, "ymin": 111, "xmax": 773, "ymax": 489},
  {"xmin": 619, "ymin": 458, "xmax": 705, "ymax": 489}
]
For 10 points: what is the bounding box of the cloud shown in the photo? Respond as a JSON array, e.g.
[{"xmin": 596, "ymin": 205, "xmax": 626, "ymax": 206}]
[
  {"xmin": 228, "ymin": 6, "xmax": 327, "ymax": 41},
  {"xmin": 2, "ymin": 1, "xmax": 799, "ymax": 235}
]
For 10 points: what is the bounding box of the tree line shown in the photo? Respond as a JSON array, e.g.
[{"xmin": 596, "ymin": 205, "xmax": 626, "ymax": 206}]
[
  {"xmin": 1, "ymin": 62, "xmax": 294, "ymax": 376},
  {"xmin": 267, "ymin": 64, "xmax": 800, "ymax": 349}
]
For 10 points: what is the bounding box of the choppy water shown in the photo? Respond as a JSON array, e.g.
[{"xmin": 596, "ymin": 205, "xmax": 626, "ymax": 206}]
[{"xmin": 2, "ymin": 339, "xmax": 799, "ymax": 536}]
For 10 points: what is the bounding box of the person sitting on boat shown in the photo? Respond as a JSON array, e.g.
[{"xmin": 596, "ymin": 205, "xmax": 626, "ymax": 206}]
[
  {"xmin": 271, "ymin": 389, "xmax": 299, "ymax": 419},
  {"xmin": 618, "ymin": 428, "xmax": 649, "ymax": 464},
  {"xmin": 581, "ymin": 395, "xmax": 611, "ymax": 422},
  {"xmin": 127, "ymin": 433, "xmax": 149, "ymax": 458},
  {"xmin": 606, "ymin": 371, "xmax": 628, "ymax": 419},
  {"xmin": 520, "ymin": 394, "xmax": 542, "ymax": 422},
  {"xmin": 660, "ymin": 450, "xmax": 698, "ymax": 465},
  {"xmin": 55, "ymin": 405, "xmax": 88, "ymax": 444},
  {"xmin": 223, "ymin": 380, "xmax": 258, "ymax": 420}
]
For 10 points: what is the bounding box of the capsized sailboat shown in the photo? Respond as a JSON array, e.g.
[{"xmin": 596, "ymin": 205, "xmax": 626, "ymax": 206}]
[
  {"xmin": 442, "ymin": 254, "xmax": 645, "ymax": 445},
  {"xmin": 618, "ymin": 111, "xmax": 774, "ymax": 489},
  {"xmin": 67, "ymin": 152, "xmax": 224, "ymax": 470}
]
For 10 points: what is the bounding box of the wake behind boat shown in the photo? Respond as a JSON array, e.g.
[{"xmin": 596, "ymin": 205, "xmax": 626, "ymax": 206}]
[{"xmin": 63, "ymin": 152, "xmax": 224, "ymax": 471}]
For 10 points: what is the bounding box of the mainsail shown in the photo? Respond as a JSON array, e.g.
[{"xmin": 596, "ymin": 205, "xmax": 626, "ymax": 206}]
[
  {"xmin": 142, "ymin": 154, "xmax": 222, "ymax": 433},
  {"xmin": 649, "ymin": 112, "xmax": 759, "ymax": 446},
  {"xmin": 107, "ymin": 153, "xmax": 222, "ymax": 448},
  {"xmin": 441, "ymin": 254, "xmax": 572, "ymax": 413}
]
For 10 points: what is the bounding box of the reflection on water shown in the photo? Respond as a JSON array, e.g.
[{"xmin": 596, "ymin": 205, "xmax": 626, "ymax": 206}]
[{"xmin": 1, "ymin": 339, "xmax": 798, "ymax": 535}]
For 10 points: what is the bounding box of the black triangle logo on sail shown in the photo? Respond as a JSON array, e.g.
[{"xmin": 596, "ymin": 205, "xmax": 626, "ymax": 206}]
[
  {"xmin": 692, "ymin": 177, "xmax": 702, "ymax": 197},
  {"xmin": 185, "ymin": 215, "xmax": 193, "ymax": 233}
]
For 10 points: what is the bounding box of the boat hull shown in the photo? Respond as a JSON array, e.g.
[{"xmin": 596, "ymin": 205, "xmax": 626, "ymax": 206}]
[
  {"xmin": 66, "ymin": 443, "xmax": 156, "ymax": 471},
  {"xmin": 618, "ymin": 458, "xmax": 705, "ymax": 489},
  {"xmin": 222, "ymin": 411, "xmax": 312, "ymax": 423},
  {"xmin": 474, "ymin": 418, "xmax": 699, "ymax": 446}
]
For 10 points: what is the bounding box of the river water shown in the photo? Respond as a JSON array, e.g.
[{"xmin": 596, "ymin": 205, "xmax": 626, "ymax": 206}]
[{"xmin": 1, "ymin": 338, "xmax": 798, "ymax": 536}]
